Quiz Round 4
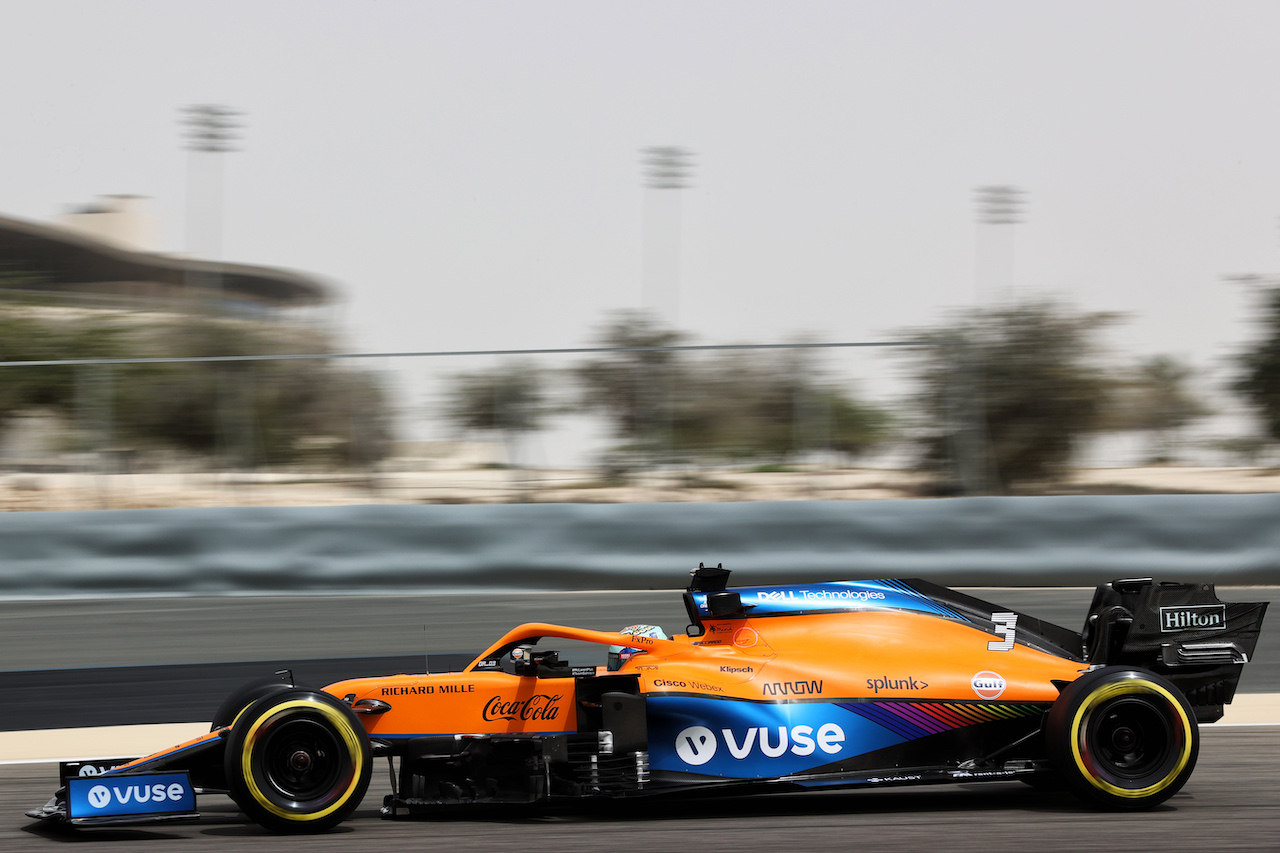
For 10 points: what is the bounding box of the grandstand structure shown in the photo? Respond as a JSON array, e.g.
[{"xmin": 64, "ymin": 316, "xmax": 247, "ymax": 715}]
[{"xmin": 0, "ymin": 196, "xmax": 332, "ymax": 313}]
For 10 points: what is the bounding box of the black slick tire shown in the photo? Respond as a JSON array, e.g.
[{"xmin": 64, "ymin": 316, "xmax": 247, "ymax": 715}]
[
  {"xmin": 210, "ymin": 675, "xmax": 294, "ymax": 732},
  {"xmin": 223, "ymin": 688, "xmax": 372, "ymax": 833},
  {"xmin": 1046, "ymin": 667, "xmax": 1198, "ymax": 810}
]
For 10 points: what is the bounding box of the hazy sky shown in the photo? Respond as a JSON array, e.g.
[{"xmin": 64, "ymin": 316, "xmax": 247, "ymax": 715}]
[{"xmin": 5, "ymin": 1, "xmax": 1280, "ymax": 415}]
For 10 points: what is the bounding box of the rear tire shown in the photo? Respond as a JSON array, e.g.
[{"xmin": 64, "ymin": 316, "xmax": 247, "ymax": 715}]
[
  {"xmin": 224, "ymin": 689, "xmax": 371, "ymax": 833},
  {"xmin": 1046, "ymin": 667, "xmax": 1198, "ymax": 810}
]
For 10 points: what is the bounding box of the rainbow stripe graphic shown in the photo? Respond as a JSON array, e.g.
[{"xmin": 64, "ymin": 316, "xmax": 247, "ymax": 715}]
[{"xmin": 837, "ymin": 700, "xmax": 1044, "ymax": 741}]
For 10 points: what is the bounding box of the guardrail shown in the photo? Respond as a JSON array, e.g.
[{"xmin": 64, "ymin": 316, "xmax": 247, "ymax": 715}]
[{"xmin": 1, "ymin": 493, "xmax": 1277, "ymax": 597}]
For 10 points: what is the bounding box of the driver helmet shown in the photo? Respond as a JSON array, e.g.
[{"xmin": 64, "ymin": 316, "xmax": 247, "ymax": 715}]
[{"xmin": 608, "ymin": 624, "xmax": 669, "ymax": 671}]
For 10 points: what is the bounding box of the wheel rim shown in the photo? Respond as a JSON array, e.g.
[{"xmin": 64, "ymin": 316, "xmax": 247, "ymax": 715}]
[
  {"xmin": 1085, "ymin": 696, "xmax": 1174, "ymax": 781},
  {"xmin": 1071, "ymin": 678, "xmax": 1192, "ymax": 798},
  {"xmin": 258, "ymin": 715, "xmax": 346, "ymax": 806},
  {"xmin": 241, "ymin": 698, "xmax": 364, "ymax": 821}
]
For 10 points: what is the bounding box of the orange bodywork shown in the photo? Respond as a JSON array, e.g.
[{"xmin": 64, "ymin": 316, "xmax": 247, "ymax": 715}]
[{"xmin": 324, "ymin": 612, "xmax": 1085, "ymax": 739}]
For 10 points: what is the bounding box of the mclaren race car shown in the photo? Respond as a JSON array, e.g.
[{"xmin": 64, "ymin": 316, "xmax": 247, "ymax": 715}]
[{"xmin": 27, "ymin": 565, "xmax": 1267, "ymax": 832}]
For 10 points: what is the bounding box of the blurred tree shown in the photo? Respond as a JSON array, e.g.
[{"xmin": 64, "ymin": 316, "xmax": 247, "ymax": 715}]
[
  {"xmin": 826, "ymin": 389, "xmax": 895, "ymax": 457},
  {"xmin": 577, "ymin": 312, "xmax": 892, "ymax": 467},
  {"xmin": 338, "ymin": 370, "xmax": 392, "ymax": 467},
  {"xmin": 902, "ymin": 301, "xmax": 1119, "ymax": 492},
  {"xmin": 1234, "ymin": 285, "xmax": 1280, "ymax": 445},
  {"xmin": 0, "ymin": 308, "xmax": 390, "ymax": 467},
  {"xmin": 113, "ymin": 320, "xmax": 268, "ymax": 458},
  {"xmin": 1210, "ymin": 435, "xmax": 1272, "ymax": 467},
  {"xmin": 676, "ymin": 350, "xmax": 892, "ymax": 462},
  {"xmin": 575, "ymin": 311, "xmax": 685, "ymax": 460},
  {"xmin": 442, "ymin": 360, "xmax": 555, "ymax": 467},
  {"xmin": 116, "ymin": 319, "xmax": 392, "ymax": 467},
  {"xmin": 0, "ymin": 313, "xmax": 127, "ymax": 427},
  {"xmin": 1109, "ymin": 356, "xmax": 1209, "ymax": 463}
]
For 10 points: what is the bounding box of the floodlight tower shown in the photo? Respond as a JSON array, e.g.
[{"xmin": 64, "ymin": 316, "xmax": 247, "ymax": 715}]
[
  {"xmin": 640, "ymin": 146, "xmax": 694, "ymax": 325},
  {"xmin": 181, "ymin": 104, "xmax": 243, "ymax": 303},
  {"xmin": 973, "ymin": 184, "xmax": 1026, "ymax": 302},
  {"xmin": 955, "ymin": 185, "xmax": 1027, "ymax": 495}
]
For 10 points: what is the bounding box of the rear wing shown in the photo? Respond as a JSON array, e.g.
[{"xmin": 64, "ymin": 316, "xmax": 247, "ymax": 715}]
[{"xmin": 1083, "ymin": 579, "xmax": 1268, "ymax": 723}]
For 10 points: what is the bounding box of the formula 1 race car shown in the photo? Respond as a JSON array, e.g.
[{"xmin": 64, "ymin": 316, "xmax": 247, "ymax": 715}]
[{"xmin": 28, "ymin": 566, "xmax": 1267, "ymax": 832}]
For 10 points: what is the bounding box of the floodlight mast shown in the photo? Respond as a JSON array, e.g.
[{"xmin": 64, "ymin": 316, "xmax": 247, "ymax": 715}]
[
  {"xmin": 182, "ymin": 104, "xmax": 242, "ymax": 154},
  {"xmin": 958, "ymin": 184, "xmax": 1029, "ymax": 495},
  {"xmin": 179, "ymin": 104, "xmax": 243, "ymax": 310},
  {"xmin": 642, "ymin": 146, "xmax": 694, "ymax": 190},
  {"xmin": 974, "ymin": 184, "xmax": 1025, "ymax": 226},
  {"xmin": 639, "ymin": 146, "xmax": 694, "ymax": 325},
  {"xmin": 637, "ymin": 146, "xmax": 695, "ymax": 464}
]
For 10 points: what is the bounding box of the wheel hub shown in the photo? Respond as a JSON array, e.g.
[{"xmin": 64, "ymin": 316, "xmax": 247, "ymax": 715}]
[
  {"xmin": 289, "ymin": 750, "xmax": 313, "ymax": 772},
  {"xmin": 1111, "ymin": 726, "xmax": 1138, "ymax": 752},
  {"xmin": 1091, "ymin": 696, "xmax": 1175, "ymax": 779}
]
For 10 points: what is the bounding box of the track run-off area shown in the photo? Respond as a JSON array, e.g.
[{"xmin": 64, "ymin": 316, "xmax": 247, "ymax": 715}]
[{"xmin": 2, "ymin": 589, "xmax": 1277, "ymax": 851}]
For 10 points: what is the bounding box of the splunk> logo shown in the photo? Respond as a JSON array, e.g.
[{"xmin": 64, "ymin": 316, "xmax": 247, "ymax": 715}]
[
  {"xmin": 1160, "ymin": 605, "xmax": 1226, "ymax": 633},
  {"xmin": 674, "ymin": 723, "xmax": 846, "ymax": 766}
]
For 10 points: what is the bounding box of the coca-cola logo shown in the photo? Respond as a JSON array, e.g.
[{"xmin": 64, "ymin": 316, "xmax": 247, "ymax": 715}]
[{"xmin": 482, "ymin": 694, "xmax": 563, "ymax": 722}]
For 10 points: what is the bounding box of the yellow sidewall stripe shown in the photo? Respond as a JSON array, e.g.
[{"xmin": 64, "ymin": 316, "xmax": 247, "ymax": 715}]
[
  {"xmin": 1069, "ymin": 678, "xmax": 1193, "ymax": 799},
  {"xmin": 239, "ymin": 698, "xmax": 365, "ymax": 823}
]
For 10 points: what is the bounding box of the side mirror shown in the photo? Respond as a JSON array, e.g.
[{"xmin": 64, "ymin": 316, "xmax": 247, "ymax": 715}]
[{"xmin": 511, "ymin": 645, "xmax": 538, "ymax": 676}]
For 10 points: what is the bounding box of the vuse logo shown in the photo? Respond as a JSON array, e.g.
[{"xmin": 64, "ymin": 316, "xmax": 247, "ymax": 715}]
[
  {"xmin": 82, "ymin": 781, "xmax": 189, "ymax": 809},
  {"xmin": 674, "ymin": 723, "xmax": 846, "ymax": 766}
]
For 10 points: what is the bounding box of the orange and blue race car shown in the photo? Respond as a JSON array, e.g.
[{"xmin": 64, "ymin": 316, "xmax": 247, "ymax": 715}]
[{"xmin": 27, "ymin": 565, "xmax": 1267, "ymax": 832}]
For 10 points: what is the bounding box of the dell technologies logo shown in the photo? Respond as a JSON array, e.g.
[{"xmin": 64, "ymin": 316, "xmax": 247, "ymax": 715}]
[{"xmin": 1159, "ymin": 605, "xmax": 1226, "ymax": 633}]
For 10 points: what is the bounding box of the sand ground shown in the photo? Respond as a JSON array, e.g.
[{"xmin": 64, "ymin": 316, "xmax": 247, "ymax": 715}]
[{"xmin": 3, "ymin": 465, "xmax": 1279, "ymax": 512}]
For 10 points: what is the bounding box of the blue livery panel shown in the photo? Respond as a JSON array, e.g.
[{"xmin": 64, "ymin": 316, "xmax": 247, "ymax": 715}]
[
  {"xmin": 647, "ymin": 696, "xmax": 907, "ymax": 778},
  {"xmin": 67, "ymin": 772, "xmax": 196, "ymax": 821},
  {"xmin": 690, "ymin": 579, "xmax": 968, "ymax": 621}
]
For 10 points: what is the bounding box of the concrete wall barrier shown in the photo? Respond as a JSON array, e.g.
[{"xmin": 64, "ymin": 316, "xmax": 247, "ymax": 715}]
[{"xmin": 1, "ymin": 494, "xmax": 1277, "ymax": 597}]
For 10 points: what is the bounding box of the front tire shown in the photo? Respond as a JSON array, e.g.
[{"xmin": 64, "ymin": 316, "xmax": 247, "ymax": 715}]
[
  {"xmin": 224, "ymin": 689, "xmax": 372, "ymax": 833},
  {"xmin": 1046, "ymin": 667, "xmax": 1198, "ymax": 810},
  {"xmin": 210, "ymin": 674, "xmax": 294, "ymax": 732}
]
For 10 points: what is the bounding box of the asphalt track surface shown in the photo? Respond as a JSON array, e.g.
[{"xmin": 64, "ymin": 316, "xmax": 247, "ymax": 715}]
[
  {"xmin": 2, "ymin": 589, "xmax": 1277, "ymax": 850},
  {"xmin": 4, "ymin": 728, "xmax": 1278, "ymax": 851}
]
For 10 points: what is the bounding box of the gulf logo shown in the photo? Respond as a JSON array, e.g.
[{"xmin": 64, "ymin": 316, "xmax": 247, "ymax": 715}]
[{"xmin": 971, "ymin": 671, "xmax": 1007, "ymax": 700}]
